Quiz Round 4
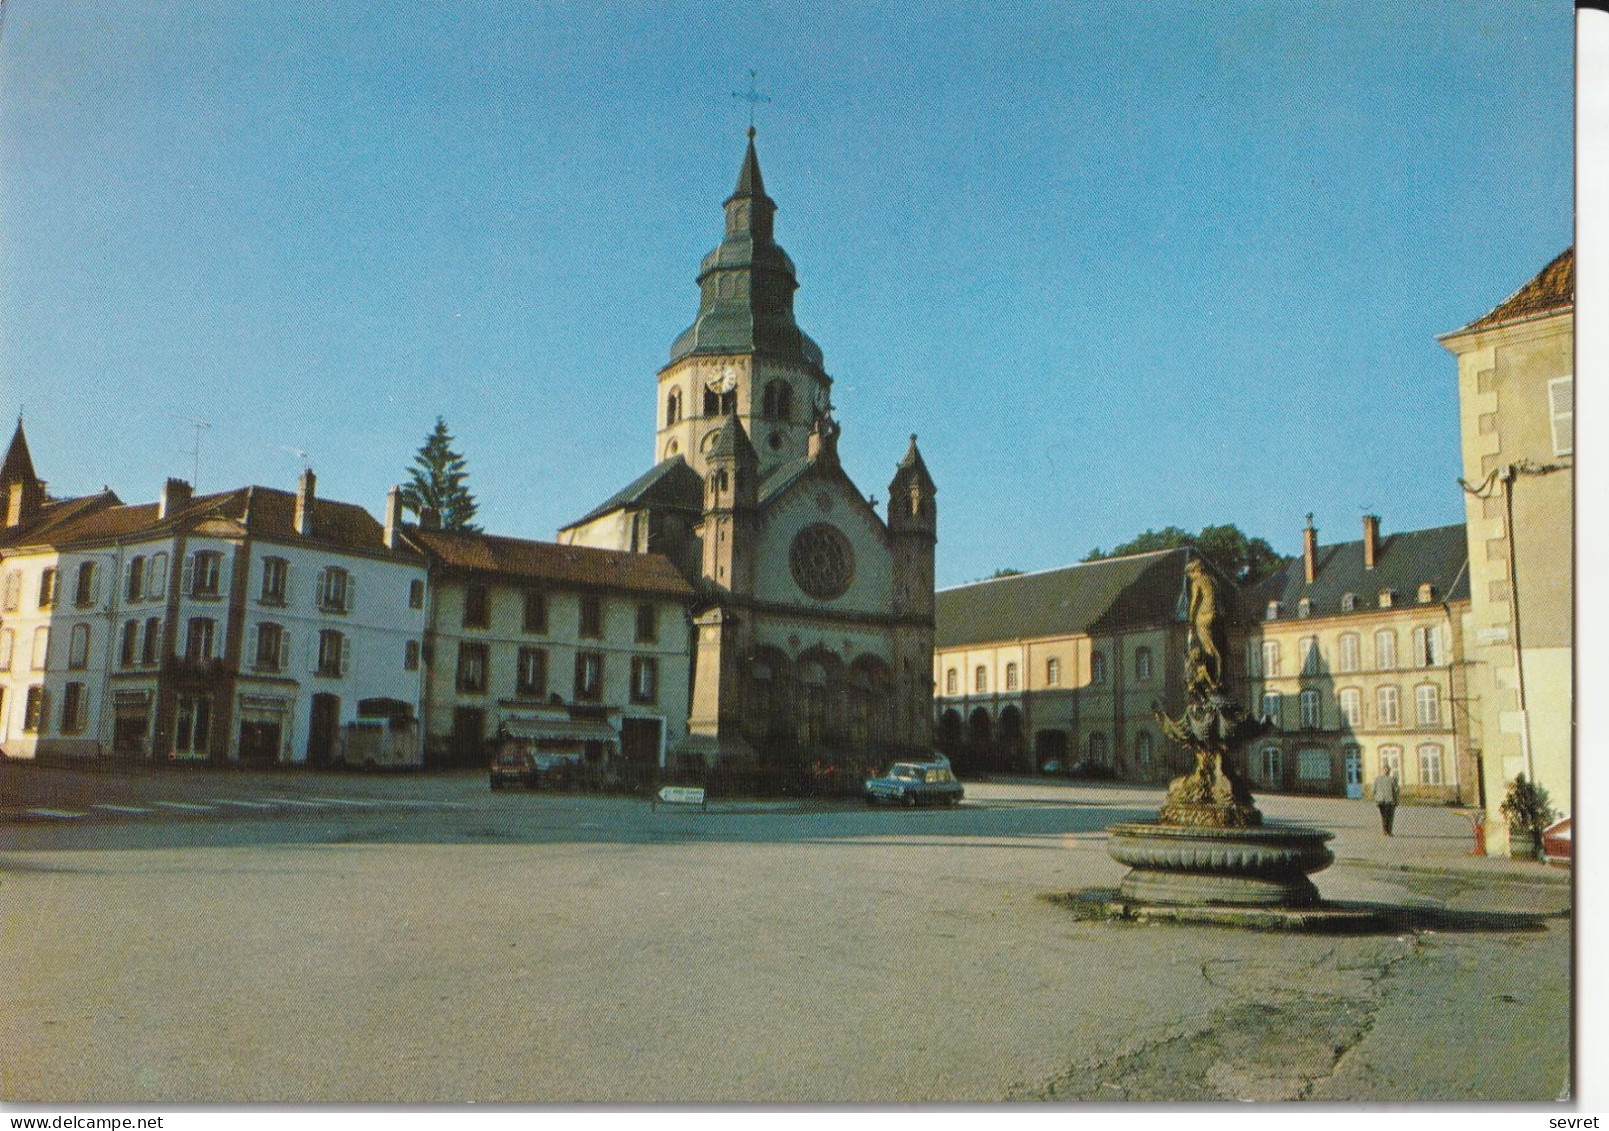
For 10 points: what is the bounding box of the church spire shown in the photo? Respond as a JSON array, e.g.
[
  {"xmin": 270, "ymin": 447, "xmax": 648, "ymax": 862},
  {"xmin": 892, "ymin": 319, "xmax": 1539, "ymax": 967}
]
[
  {"xmin": 1, "ymin": 417, "xmax": 38, "ymax": 489},
  {"xmin": 666, "ymin": 131, "xmax": 823, "ymax": 369},
  {"xmin": 2, "ymin": 417, "xmax": 45, "ymax": 530}
]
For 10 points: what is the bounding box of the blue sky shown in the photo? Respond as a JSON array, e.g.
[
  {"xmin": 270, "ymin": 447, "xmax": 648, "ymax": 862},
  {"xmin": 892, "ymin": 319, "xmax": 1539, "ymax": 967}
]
[{"xmin": 0, "ymin": 1, "xmax": 1575, "ymax": 587}]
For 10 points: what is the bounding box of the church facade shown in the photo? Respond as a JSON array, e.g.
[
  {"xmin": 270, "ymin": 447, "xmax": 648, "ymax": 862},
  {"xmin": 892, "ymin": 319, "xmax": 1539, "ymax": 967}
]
[{"xmin": 559, "ymin": 131, "xmax": 937, "ymax": 767}]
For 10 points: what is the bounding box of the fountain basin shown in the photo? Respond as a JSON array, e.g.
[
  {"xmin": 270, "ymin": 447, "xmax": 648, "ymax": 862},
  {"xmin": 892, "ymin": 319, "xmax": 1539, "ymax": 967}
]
[{"xmin": 1107, "ymin": 821, "xmax": 1334, "ymax": 908}]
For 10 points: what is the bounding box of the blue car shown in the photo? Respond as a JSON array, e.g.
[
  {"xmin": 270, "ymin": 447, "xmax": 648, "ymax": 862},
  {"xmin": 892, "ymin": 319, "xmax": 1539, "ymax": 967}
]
[{"xmin": 865, "ymin": 761, "xmax": 964, "ymax": 807}]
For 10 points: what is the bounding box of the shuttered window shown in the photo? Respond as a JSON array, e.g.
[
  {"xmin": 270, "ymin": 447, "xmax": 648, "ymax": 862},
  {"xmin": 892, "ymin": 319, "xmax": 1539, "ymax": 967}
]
[{"xmin": 1549, "ymin": 375, "xmax": 1573, "ymax": 455}]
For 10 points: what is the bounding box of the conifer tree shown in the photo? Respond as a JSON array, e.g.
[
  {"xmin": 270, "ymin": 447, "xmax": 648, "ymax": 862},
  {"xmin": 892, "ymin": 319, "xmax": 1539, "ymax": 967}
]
[{"xmin": 399, "ymin": 417, "xmax": 480, "ymax": 531}]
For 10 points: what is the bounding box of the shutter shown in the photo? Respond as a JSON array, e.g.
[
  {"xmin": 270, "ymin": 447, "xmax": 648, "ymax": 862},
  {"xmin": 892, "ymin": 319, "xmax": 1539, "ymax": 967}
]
[
  {"xmin": 340, "ymin": 635, "xmax": 352, "ymax": 677},
  {"xmin": 181, "ymin": 555, "xmax": 194, "ymax": 598},
  {"xmin": 345, "ymin": 573, "xmax": 357, "ymax": 613},
  {"xmin": 279, "ymin": 628, "xmax": 291, "ymax": 672},
  {"xmin": 315, "ymin": 568, "xmax": 328, "ymax": 609},
  {"xmin": 38, "ymin": 688, "xmax": 49, "ymax": 732},
  {"xmin": 91, "ymin": 561, "xmax": 104, "ymax": 605},
  {"xmin": 309, "ymin": 631, "xmax": 320, "ymax": 675},
  {"xmin": 149, "ymin": 555, "xmax": 167, "ymax": 600},
  {"xmin": 281, "ymin": 562, "xmax": 294, "ymax": 605},
  {"xmin": 1412, "ymin": 628, "xmax": 1426, "ymax": 668},
  {"xmin": 247, "ymin": 625, "xmax": 259, "ymax": 670},
  {"xmin": 123, "ymin": 559, "xmax": 136, "ymax": 604}
]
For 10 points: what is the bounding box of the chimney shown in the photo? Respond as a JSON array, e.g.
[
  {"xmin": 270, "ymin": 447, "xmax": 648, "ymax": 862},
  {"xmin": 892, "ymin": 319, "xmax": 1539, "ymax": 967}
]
[
  {"xmin": 419, "ymin": 505, "xmax": 441, "ymax": 531},
  {"xmin": 294, "ymin": 469, "xmax": 316, "ymax": 536},
  {"xmin": 384, "ymin": 485, "xmax": 403, "ymax": 549},
  {"xmin": 158, "ymin": 477, "xmax": 192, "ymax": 520},
  {"xmin": 1362, "ymin": 514, "xmax": 1380, "ymax": 570},
  {"xmin": 1302, "ymin": 513, "xmax": 1318, "ymax": 585}
]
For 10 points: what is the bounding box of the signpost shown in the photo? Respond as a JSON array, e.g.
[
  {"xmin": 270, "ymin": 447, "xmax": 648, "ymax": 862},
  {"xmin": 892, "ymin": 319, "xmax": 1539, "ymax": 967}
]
[{"xmin": 654, "ymin": 785, "xmax": 708, "ymax": 811}]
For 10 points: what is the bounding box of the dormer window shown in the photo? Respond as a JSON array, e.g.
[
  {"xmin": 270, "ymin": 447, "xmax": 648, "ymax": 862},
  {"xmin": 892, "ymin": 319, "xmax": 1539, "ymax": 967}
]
[
  {"xmin": 1341, "ymin": 592, "xmax": 1357, "ymax": 612},
  {"xmin": 1265, "ymin": 601, "xmax": 1281, "ymax": 621},
  {"xmin": 1297, "ymin": 597, "xmax": 1312, "ymax": 618},
  {"xmin": 1417, "ymin": 583, "xmax": 1436, "ymax": 604},
  {"xmin": 1378, "ymin": 589, "xmax": 1397, "ymax": 609}
]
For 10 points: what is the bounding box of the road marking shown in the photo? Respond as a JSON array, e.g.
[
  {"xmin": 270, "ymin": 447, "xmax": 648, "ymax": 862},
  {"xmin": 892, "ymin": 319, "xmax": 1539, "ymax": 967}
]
[
  {"xmin": 250, "ymin": 797, "xmax": 328, "ymax": 808},
  {"xmin": 93, "ymin": 804, "xmax": 154, "ymax": 814},
  {"xmin": 153, "ymin": 801, "xmax": 217, "ymax": 812},
  {"xmin": 25, "ymin": 808, "xmax": 87, "ymax": 819},
  {"xmin": 209, "ymin": 799, "xmax": 275, "ymax": 810},
  {"xmin": 303, "ymin": 796, "xmax": 377, "ymax": 807}
]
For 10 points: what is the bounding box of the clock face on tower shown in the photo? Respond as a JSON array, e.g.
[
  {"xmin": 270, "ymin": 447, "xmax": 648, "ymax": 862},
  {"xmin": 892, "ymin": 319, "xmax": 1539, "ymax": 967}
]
[{"xmin": 789, "ymin": 523, "xmax": 855, "ymax": 601}]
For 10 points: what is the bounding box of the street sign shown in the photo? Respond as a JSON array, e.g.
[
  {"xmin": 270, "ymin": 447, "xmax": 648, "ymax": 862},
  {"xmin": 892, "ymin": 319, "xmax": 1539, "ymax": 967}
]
[{"xmin": 655, "ymin": 786, "xmax": 707, "ymax": 809}]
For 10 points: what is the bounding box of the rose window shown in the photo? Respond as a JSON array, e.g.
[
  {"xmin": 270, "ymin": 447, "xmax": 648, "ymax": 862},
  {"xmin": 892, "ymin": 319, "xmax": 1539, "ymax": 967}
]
[{"xmin": 789, "ymin": 523, "xmax": 855, "ymax": 600}]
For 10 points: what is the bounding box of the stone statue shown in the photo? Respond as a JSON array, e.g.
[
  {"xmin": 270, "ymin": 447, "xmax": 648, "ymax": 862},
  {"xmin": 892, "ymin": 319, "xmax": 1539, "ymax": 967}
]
[{"xmin": 1183, "ymin": 558, "xmax": 1227, "ymax": 695}]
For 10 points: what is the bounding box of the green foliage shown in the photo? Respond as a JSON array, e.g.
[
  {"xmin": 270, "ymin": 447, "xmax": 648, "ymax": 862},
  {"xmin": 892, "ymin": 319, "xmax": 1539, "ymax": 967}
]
[
  {"xmin": 990, "ymin": 568, "xmax": 1024, "ymax": 578},
  {"xmin": 1083, "ymin": 523, "xmax": 1283, "ymax": 583},
  {"xmin": 1498, "ymin": 774, "xmax": 1556, "ymax": 841},
  {"xmin": 399, "ymin": 417, "xmax": 480, "ymax": 532}
]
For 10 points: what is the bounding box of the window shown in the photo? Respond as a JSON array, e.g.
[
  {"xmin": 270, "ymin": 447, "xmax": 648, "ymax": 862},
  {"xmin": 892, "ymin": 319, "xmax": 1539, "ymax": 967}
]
[
  {"xmin": 945, "ymin": 668, "xmax": 958, "ymax": 695},
  {"xmin": 38, "ymin": 567, "xmax": 56, "ymax": 609},
  {"xmin": 1412, "ymin": 625, "xmax": 1444, "ymax": 667},
  {"xmin": 1341, "ymin": 592, "xmax": 1357, "ymax": 612},
  {"xmin": 1297, "ymin": 749, "xmax": 1331, "ymax": 781},
  {"xmin": 1260, "ymin": 746, "xmax": 1282, "ymax": 782},
  {"xmin": 254, "ymin": 623, "xmax": 284, "ymax": 671},
  {"xmin": 404, "ymin": 640, "xmax": 420, "ymax": 671},
  {"xmin": 974, "ymin": 665, "xmax": 987, "ymax": 694},
  {"xmin": 523, "ymin": 589, "xmax": 548, "ymax": 633},
  {"xmin": 1261, "ymin": 692, "xmax": 1283, "ymax": 729},
  {"xmin": 1418, "ymin": 743, "xmax": 1445, "ymax": 786},
  {"xmin": 23, "ymin": 685, "xmax": 46, "ymax": 732},
  {"xmin": 317, "ymin": 567, "xmax": 351, "ymax": 613},
  {"xmin": 1046, "ymin": 657, "xmax": 1061, "ymax": 687},
  {"xmin": 455, "ymin": 642, "xmax": 487, "ymax": 692},
  {"xmin": 1549, "ymin": 375, "xmax": 1574, "ymax": 456},
  {"xmin": 1299, "ymin": 688, "xmax": 1320, "ymax": 730},
  {"xmin": 1004, "ymin": 662, "xmax": 1019, "ymax": 692},
  {"xmin": 74, "ymin": 562, "xmax": 97, "ymax": 607},
  {"xmin": 1415, "ymin": 684, "xmax": 1441, "ymax": 728},
  {"xmin": 1417, "ymin": 583, "xmax": 1436, "ymax": 604},
  {"xmin": 516, "ymin": 647, "xmax": 547, "ymax": 697},
  {"xmin": 261, "ymin": 557, "xmax": 288, "ymax": 603},
  {"xmin": 1265, "ymin": 601, "xmax": 1281, "ymax": 621},
  {"xmin": 318, "ymin": 629, "xmax": 347, "ymax": 677},
  {"xmin": 31, "ymin": 627, "xmax": 50, "ymax": 670},
  {"xmin": 580, "ymin": 596, "xmax": 603, "ymax": 638},
  {"xmin": 1299, "ymin": 636, "xmax": 1319, "ymax": 675},
  {"xmin": 1375, "ymin": 630, "xmax": 1397, "ymax": 670},
  {"xmin": 631, "ymin": 656, "xmax": 658, "ymax": 703},
  {"xmin": 666, "ymin": 388, "xmax": 683, "ymax": 427},
  {"xmin": 1297, "ymin": 597, "xmax": 1311, "ymax": 618},
  {"xmin": 190, "ymin": 551, "xmax": 221, "ymax": 597},
  {"xmin": 462, "ymin": 582, "xmax": 491, "ymax": 628},
  {"xmin": 173, "ymin": 695, "xmax": 212, "ymax": 756},
  {"xmin": 126, "ymin": 556, "xmax": 146, "ymax": 602},
  {"xmin": 1261, "ymin": 641, "xmax": 1281, "ymax": 678},
  {"xmin": 409, "ymin": 579, "xmax": 425, "ymax": 609},
  {"xmin": 186, "ymin": 618, "xmax": 216, "ymax": 662},
  {"xmin": 148, "ymin": 553, "xmax": 168, "ymax": 599},
  {"xmin": 1090, "ymin": 652, "xmax": 1107, "ymax": 685},
  {"xmin": 1377, "ymin": 686, "xmax": 1401, "ymax": 727},
  {"xmin": 61, "ymin": 682, "xmax": 88, "ymax": 733},
  {"xmin": 141, "ymin": 618, "xmax": 162, "ymax": 665},
  {"xmin": 1339, "ymin": 688, "xmax": 1362, "ymax": 728},
  {"xmin": 1087, "ymin": 732, "xmax": 1108, "ymax": 765},
  {"xmin": 1135, "ymin": 648, "xmax": 1153, "ymax": 682},
  {"xmin": 1134, "ymin": 730, "xmax": 1154, "ymax": 766},
  {"xmin": 3, "ymin": 569, "xmax": 21, "ymax": 611},
  {"xmin": 68, "ymin": 624, "xmax": 91, "ymax": 670},
  {"xmin": 1378, "ymin": 745, "xmax": 1403, "ymax": 778},
  {"xmin": 635, "ymin": 602, "xmax": 658, "ymax": 644},
  {"xmin": 1, "ymin": 628, "xmax": 16, "ymax": 670},
  {"xmin": 574, "ymin": 652, "xmax": 603, "ymax": 701},
  {"xmin": 1338, "ymin": 633, "xmax": 1360, "ymax": 673},
  {"xmin": 762, "ymin": 380, "xmax": 793, "ymax": 421},
  {"xmin": 1377, "ymin": 589, "xmax": 1397, "ymax": 609}
]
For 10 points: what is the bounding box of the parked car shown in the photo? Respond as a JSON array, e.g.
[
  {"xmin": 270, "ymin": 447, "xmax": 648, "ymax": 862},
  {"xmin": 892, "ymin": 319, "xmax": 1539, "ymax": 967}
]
[
  {"xmin": 865, "ymin": 761, "xmax": 964, "ymax": 807},
  {"xmin": 489, "ymin": 748, "xmax": 536, "ymax": 790},
  {"xmin": 1542, "ymin": 816, "xmax": 1572, "ymax": 866}
]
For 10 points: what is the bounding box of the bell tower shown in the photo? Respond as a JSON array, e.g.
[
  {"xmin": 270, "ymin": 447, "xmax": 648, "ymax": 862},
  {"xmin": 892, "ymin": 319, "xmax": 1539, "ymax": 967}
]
[
  {"xmin": 655, "ymin": 129, "xmax": 833, "ymax": 478},
  {"xmin": 888, "ymin": 434, "xmax": 938, "ymax": 751}
]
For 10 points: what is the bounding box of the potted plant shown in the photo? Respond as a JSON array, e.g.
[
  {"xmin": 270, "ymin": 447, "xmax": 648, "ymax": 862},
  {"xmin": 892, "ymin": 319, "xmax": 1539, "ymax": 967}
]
[{"xmin": 1498, "ymin": 774, "xmax": 1556, "ymax": 861}]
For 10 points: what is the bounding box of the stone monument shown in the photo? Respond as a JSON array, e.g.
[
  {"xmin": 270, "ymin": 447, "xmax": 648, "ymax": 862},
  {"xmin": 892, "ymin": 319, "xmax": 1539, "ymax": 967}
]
[{"xmin": 1103, "ymin": 557, "xmax": 1337, "ymax": 910}]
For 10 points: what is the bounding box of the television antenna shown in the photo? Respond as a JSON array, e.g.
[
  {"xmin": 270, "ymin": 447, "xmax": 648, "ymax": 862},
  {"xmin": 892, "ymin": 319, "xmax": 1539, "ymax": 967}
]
[
  {"xmin": 180, "ymin": 417, "xmax": 211, "ymax": 489},
  {"xmin": 279, "ymin": 445, "xmax": 312, "ymax": 472}
]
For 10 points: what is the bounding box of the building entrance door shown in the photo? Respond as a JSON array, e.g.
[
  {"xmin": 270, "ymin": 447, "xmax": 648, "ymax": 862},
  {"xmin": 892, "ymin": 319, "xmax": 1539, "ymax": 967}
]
[
  {"xmin": 621, "ymin": 717, "xmax": 662, "ymax": 766},
  {"xmin": 240, "ymin": 720, "xmax": 282, "ymax": 767},
  {"xmin": 308, "ymin": 694, "xmax": 340, "ymax": 766},
  {"xmin": 1344, "ymin": 746, "xmax": 1364, "ymax": 799},
  {"xmin": 451, "ymin": 707, "xmax": 486, "ymax": 767}
]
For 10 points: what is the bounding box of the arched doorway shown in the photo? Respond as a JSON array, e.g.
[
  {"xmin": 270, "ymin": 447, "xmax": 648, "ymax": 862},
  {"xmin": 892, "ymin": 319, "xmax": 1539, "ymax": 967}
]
[
  {"xmin": 937, "ymin": 709, "xmax": 964, "ymax": 756},
  {"xmin": 998, "ymin": 705, "xmax": 1026, "ymax": 772}
]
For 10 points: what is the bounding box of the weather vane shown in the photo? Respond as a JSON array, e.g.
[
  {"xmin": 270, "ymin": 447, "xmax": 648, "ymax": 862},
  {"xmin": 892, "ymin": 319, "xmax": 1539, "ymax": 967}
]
[{"xmin": 731, "ymin": 68, "xmax": 771, "ymax": 132}]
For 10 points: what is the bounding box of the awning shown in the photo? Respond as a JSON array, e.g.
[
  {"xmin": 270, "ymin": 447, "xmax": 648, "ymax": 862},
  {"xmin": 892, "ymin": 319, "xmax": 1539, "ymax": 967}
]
[{"xmin": 503, "ymin": 717, "xmax": 618, "ymax": 743}]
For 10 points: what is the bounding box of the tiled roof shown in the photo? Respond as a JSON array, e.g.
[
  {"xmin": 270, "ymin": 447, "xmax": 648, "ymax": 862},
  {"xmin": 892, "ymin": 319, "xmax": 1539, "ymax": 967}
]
[
  {"xmin": 937, "ymin": 548, "xmax": 1192, "ymax": 648},
  {"xmin": 564, "ymin": 457, "xmax": 703, "ymax": 530},
  {"xmin": 0, "ymin": 492, "xmax": 121, "ymax": 549},
  {"xmin": 1243, "ymin": 523, "xmax": 1470, "ymax": 620},
  {"xmin": 1457, "ymin": 247, "xmax": 1574, "ymax": 333},
  {"xmin": 408, "ymin": 527, "xmax": 694, "ymax": 599}
]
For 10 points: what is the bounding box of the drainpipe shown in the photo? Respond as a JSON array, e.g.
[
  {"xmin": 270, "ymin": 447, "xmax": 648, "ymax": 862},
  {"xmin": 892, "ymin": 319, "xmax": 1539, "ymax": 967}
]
[{"xmin": 1499, "ymin": 465, "xmax": 1535, "ymax": 785}]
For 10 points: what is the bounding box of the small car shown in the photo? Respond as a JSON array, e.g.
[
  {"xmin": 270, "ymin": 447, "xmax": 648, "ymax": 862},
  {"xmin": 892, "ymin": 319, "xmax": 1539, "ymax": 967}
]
[
  {"xmin": 1542, "ymin": 816, "xmax": 1571, "ymax": 866},
  {"xmin": 865, "ymin": 761, "xmax": 964, "ymax": 807},
  {"xmin": 489, "ymin": 748, "xmax": 536, "ymax": 790}
]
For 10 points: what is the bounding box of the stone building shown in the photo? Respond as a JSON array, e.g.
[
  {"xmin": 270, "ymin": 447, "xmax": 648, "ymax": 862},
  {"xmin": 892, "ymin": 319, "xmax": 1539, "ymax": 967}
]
[
  {"xmin": 0, "ymin": 423, "xmax": 428, "ymax": 765},
  {"xmin": 933, "ymin": 548, "xmax": 1201, "ymax": 779},
  {"xmin": 559, "ymin": 131, "xmax": 937, "ymax": 767},
  {"xmin": 402, "ymin": 518, "xmax": 694, "ymax": 770},
  {"xmin": 1439, "ymin": 247, "xmax": 1573, "ymax": 851},
  {"xmin": 1239, "ymin": 515, "xmax": 1476, "ymax": 804}
]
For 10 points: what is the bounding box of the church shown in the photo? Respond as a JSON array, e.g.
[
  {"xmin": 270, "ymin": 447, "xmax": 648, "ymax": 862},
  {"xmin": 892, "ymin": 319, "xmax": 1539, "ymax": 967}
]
[{"xmin": 558, "ymin": 130, "xmax": 938, "ymax": 767}]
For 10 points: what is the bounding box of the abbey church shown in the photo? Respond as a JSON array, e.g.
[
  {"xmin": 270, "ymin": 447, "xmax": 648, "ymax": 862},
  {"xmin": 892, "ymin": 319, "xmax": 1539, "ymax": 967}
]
[{"xmin": 559, "ymin": 129, "xmax": 938, "ymax": 765}]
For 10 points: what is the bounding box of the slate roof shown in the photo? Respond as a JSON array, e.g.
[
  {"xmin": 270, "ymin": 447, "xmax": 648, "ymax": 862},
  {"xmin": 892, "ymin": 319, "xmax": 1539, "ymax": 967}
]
[
  {"xmin": 1454, "ymin": 247, "xmax": 1574, "ymax": 333},
  {"xmin": 1, "ymin": 419, "xmax": 37, "ymax": 487},
  {"xmin": 936, "ymin": 548, "xmax": 1193, "ymax": 648},
  {"xmin": 563, "ymin": 457, "xmax": 703, "ymax": 530},
  {"xmin": 1243, "ymin": 523, "xmax": 1470, "ymax": 620},
  {"xmin": 408, "ymin": 527, "xmax": 694, "ymax": 599}
]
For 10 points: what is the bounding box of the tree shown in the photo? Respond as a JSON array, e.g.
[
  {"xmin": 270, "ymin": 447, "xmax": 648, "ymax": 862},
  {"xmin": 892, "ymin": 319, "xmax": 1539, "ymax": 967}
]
[
  {"xmin": 1083, "ymin": 523, "xmax": 1283, "ymax": 584},
  {"xmin": 399, "ymin": 417, "xmax": 480, "ymax": 532}
]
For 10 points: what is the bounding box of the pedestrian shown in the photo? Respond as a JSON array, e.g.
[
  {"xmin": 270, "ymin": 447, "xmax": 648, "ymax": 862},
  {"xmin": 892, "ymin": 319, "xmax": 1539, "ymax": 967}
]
[{"xmin": 1371, "ymin": 768, "xmax": 1401, "ymax": 835}]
